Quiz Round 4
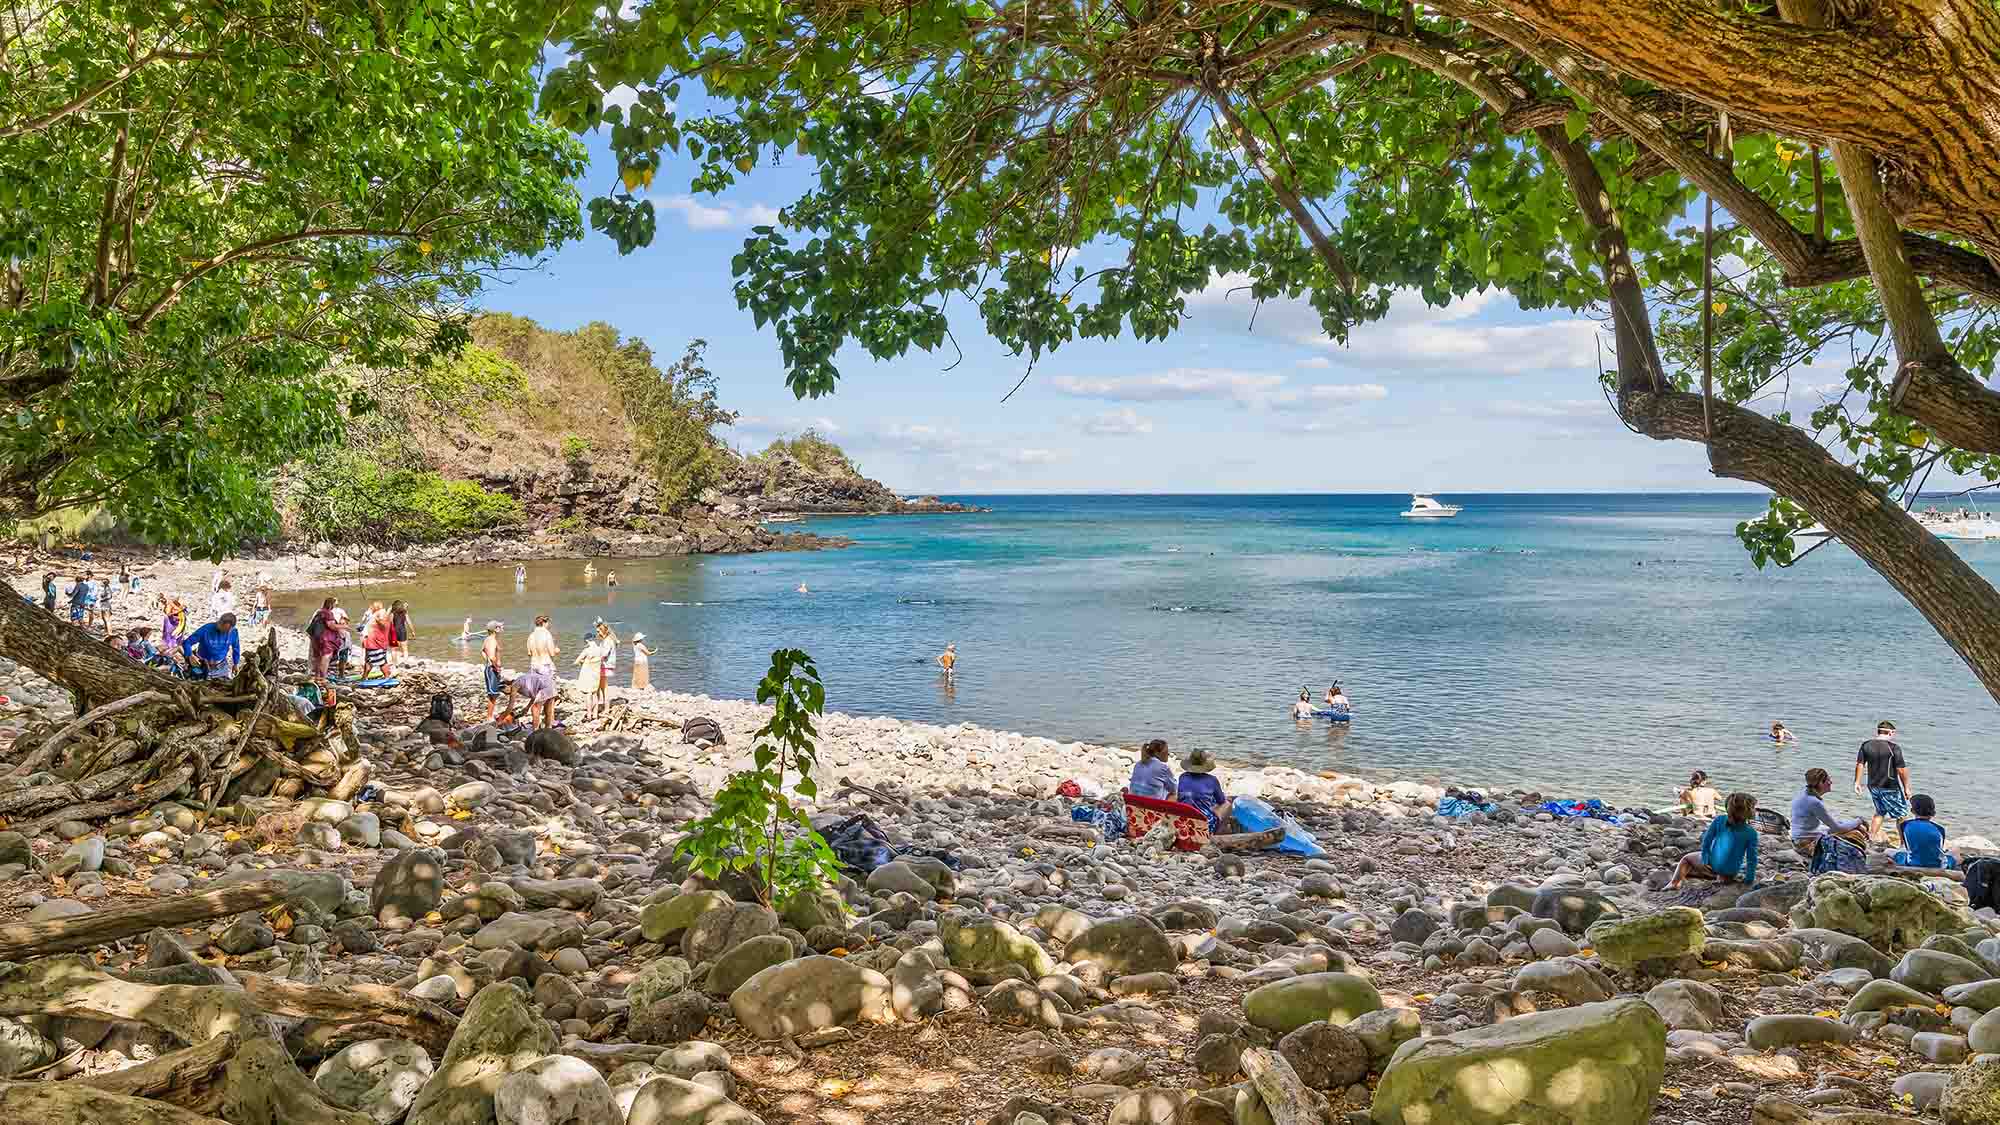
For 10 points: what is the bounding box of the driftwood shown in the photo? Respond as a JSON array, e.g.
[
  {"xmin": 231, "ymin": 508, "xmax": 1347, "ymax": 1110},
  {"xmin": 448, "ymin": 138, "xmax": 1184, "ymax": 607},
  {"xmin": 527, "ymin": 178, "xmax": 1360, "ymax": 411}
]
[
  {"xmin": 1212, "ymin": 826, "xmax": 1287, "ymax": 851},
  {"xmin": 236, "ymin": 972, "xmax": 459, "ymax": 1056},
  {"xmin": 0, "ymin": 956, "xmax": 273, "ymax": 1044},
  {"xmin": 1751, "ymin": 1096, "xmax": 1927, "ymax": 1125},
  {"xmin": 1240, "ymin": 1048, "xmax": 1321, "ymax": 1125},
  {"xmin": 3, "ymin": 689, "xmax": 171, "ymax": 779},
  {"xmin": 0, "ymin": 878, "xmax": 290, "ymax": 961},
  {"xmin": 0, "ymin": 1080, "xmax": 235, "ymax": 1125},
  {"xmin": 75, "ymin": 1033, "xmax": 238, "ymax": 1114},
  {"xmin": 220, "ymin": 1036, "xmax": 373, "ymax": 1125},
  {"xmin": 837, "ymin": 775, "xmax": 913, "ymax": 815}
]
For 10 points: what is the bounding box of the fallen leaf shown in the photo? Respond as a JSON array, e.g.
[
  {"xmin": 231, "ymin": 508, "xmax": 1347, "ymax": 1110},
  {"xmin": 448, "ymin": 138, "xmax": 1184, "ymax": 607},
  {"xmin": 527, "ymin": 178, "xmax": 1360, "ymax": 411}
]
[{"xmin": 1660, "ymin": 1086, "xmax": 1683, "ymax": 1100}]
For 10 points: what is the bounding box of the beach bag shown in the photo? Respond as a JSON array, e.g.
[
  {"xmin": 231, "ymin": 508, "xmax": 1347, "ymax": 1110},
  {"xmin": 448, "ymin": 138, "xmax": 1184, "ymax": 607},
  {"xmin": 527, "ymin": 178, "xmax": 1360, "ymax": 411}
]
[
  {"xmin": 1964, "ymin": 857, "xmax": 2000, "ymax": 910},
  {"xmin": 428, "ymin": 693, "xmax": 453, "ymax": 725},
  {"xmin": 681, "ymin": 716, "xmax": 723, "ymax": 745},
  {"xmin": 304, "ymin": 612, "xmax": 326, "ymax": 644},
  {"xmin": 824, "ymin": 813, "xmax": 894, "ymax": 874},
  {"xmin": 1755, "ymin": 808, "xmax": 1791, "ymax": 837},
  {"xmin": 1230, "ymin": 795, "xmax": 1328, "ymax": 858},
  {"xmin": 1811, "ymin": 834, "xmax": 1868, "ymax": 876}
]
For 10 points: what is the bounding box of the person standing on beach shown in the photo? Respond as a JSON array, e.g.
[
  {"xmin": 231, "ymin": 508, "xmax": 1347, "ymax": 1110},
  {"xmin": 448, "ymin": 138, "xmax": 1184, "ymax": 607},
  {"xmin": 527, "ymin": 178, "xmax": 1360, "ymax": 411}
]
[
  {"xmin": 630, "ymin": 633, "xmax": 654, "ymax": 691},
  {"xmin": 1855, "ymin": 721, "xmax": 1911, "ymax": 843},
  {"xmin": 39, "ymin": 573, "xmax": 55, "ymax": 612},
  {"xmin": 307, "ymin": 597, "xmax": 342, "ymax": 678},
  {"xmin": 93, "ymin": 569, "xmax": 115, "ymax": 632},
  {"xmin": 390, "ymin": 599, "xmax": 412, "ymax": 662},
  {"xmin": 574, "ymin": 630, "xmax": 605, "ymax": 719},
  {"xmin": 526, "ymin": 614, "xmax": 558, "ymax": 676},
  {"xmin": 482, "ymin": 621, "xmax": 506, "ymax": 720},
  {"xmin": 937, "ymin": 642, "xmax": 956, "ymax": 680},
  {"xmin": 209, "ymin": 577, "xmax": 236, "ymax": 618}
]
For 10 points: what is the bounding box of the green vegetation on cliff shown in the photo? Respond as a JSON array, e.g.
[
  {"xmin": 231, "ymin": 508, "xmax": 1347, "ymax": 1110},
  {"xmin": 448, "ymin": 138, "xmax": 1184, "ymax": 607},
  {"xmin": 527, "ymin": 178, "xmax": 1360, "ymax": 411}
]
[{"xmin": 287, "ymin": 452, "xmax": 524, "ymax": 545}]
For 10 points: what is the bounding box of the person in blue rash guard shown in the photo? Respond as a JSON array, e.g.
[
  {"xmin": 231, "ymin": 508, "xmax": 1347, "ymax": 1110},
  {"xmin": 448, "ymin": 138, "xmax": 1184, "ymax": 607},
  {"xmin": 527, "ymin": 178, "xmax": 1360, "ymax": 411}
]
[
  {"xmin": 181, "ymin": 612, "xmax": 241, "ymax": 681},
  {"xmin": 1666, "ymin": 791, "xmax": 1760, "ymax": 890}
]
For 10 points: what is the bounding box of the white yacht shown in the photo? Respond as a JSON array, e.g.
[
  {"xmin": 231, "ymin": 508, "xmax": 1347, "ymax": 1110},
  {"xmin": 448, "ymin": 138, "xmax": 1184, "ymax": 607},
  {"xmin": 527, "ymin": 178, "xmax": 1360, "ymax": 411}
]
[
  {"xmin": 1795, "ymin": 524, "xmax": 1832, "ymax": 539},
  {"xmin": 1399, "ymin": 493, "xmax": 1462, "ymax": 519}
]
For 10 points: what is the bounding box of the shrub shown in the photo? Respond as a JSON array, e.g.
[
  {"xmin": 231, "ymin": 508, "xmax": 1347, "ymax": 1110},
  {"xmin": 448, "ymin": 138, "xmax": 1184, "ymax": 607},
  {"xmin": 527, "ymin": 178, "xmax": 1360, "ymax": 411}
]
[
  {"xmin": 560, "ymin": 433, "xmax": 591, "ymax": 462},
  {"xmin": 673, "ymin": 649, "xmax": 844, "ymax": 908},
  {"xmin": 288, "ymin": 451, "xmax": 522, "ymax": 545}
]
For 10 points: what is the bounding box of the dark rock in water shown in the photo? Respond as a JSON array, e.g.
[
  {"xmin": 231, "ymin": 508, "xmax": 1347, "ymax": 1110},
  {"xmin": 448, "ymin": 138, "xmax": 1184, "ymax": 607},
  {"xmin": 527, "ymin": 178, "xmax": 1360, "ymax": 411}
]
[
  {"xmin": 1531, "ymin": 887, "xmax": 1623, "ymax": 935},
  {"xmin": 1277, "ymin": 1021, "xmax": 1369, "ymax": 1089}
]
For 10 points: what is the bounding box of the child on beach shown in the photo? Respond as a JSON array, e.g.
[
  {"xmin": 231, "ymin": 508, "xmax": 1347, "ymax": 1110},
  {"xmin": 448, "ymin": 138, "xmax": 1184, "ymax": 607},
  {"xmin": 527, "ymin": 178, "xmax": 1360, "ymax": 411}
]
[
  {"xmin": 360, "ymin": 602, "xmax": 393, "ymax": 680},
  {"xmin": 482, "ymin": 621, "xmax": 506, "ymax": 720},
  {"xmin": 1894, "ymin": 794, "xmax": 1961, "ymax": 869},
  {"xmin": 390, "ymin": 599, "xmax": 411, "ymax": 661},
  {"xmin": 574, "ymin": 630, "xmax": 605, "ymax": 719},
  {"xmin": 1667, "ymin": 792, "xmax": 1760, "ymax": 889},
  {"xmin": 937, "ymin": 642, "xmax": 956, "ymax": 680},
  {"xmin": 630, "ymin": 633, "xmax": 654, "ymax": 691}
]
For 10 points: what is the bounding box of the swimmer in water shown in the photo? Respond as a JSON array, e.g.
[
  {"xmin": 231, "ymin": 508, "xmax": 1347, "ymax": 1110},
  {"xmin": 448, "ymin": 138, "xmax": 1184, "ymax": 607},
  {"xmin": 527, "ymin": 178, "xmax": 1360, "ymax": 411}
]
[
  {"xmin": 937, "ymin": 642, "xmax": 956, "ymax": 679},
  {"xmin": 456, "ymin": 617, "xmax": 476, "ymax": 642},
  {"xmin": 1769, "ymin": 721, "xmax": 1798, "ymax": 746},
  {"xmin": 1292, "ymin": 690, "xmax": 1314, "ymax": 721},
  {"xmin": 606, "ymin": 571, "xmax": 619, "ymax": 588},
  {"xmin": 797, "ymin": 583, "xmax": 809, "ymax": 594},
  {"xmin": 1325, "ymin": 682, "xmax": 1352, "ymax": 712},
  {"xmin": 583, "ymin": 562, "xmax": 596, "ymax": 582},
  {"xmin": 514, "ymin": 564, "xmax": 526, "ymax": 584}
]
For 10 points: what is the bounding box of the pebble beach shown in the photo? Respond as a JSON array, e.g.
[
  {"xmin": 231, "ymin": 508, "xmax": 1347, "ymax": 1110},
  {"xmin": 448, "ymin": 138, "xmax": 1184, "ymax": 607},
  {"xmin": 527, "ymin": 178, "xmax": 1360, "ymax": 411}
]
[{"xmin": 4, "ymin": 548, "xmax": 2000, "ymax": 1125}]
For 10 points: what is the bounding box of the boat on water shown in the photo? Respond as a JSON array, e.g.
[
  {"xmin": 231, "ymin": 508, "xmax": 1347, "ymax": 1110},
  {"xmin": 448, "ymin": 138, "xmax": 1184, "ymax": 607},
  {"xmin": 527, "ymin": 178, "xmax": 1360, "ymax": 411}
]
[
  {"xmin": 1399, "ymin": 493, "xmax": 1462, "ymax": 519},
  {"xmin": 1797, "ymin": 505, "xmax": 2000, "ymax": 543},
  {"xmin": 763, "ymin": 514, "xmax": 803, "ymax": 525}
]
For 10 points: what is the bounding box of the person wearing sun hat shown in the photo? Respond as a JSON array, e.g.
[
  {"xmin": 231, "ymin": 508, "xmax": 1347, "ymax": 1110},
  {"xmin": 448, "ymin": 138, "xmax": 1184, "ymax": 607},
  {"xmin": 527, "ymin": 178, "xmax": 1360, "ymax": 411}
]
[
  {"xmin": 1177, "ymin": 749, "xmax": 1234, "ymax": 831},
  {"xmin": 630, "ymin": 631, "xmax": 655, "ymax": 691},
  {"xmin": 482, "ymin": 620, "xmax": 506, "ymax": 719}
]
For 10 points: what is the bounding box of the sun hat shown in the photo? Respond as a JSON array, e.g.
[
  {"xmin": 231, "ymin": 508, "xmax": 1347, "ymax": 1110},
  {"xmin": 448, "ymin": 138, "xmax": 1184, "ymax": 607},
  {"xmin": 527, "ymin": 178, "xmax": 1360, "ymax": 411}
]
[
  {"xmin": 1183, "ymin": 749, "xmax": 1217, "ymax": 774},
  {"xmin": 486, "ymin": 620, "xmax": 505, "ymax": 631},
  {"xmin": 632, "ymin": 632, "xmax": 645, "ymax": 641}
]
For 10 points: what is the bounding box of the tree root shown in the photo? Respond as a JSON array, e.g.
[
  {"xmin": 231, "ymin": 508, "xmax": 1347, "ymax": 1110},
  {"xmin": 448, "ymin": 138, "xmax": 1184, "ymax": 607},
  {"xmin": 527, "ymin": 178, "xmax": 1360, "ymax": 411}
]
[
  {"xmin": 0, "ymin": 877, "xmax": 290, "ymax": 961},
  {"xmin": 219, "ymin": 1036, "xmax": 373, "ymax": 1125},
  {"xmin": 4, "ymin": 689, "xmax": 173, "ymax": 780},
  {"xmin": 236, "ymin": 972, "xmax": 458, "ymax": 1057},
  {"xmin": 19, "ymin": 762, "xmax": 196, "ymax": 835},
  {"xmin": 0, "ymin": 956, "xmax": 274, "ymax": 1044}
]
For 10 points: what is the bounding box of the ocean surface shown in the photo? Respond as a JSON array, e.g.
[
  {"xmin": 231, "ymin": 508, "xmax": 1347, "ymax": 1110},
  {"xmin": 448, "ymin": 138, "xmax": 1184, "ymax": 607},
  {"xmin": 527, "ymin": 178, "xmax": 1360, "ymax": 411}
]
[{"xmin": 291, "ymin": 494, "xmax": 2000, "ymax": 833}]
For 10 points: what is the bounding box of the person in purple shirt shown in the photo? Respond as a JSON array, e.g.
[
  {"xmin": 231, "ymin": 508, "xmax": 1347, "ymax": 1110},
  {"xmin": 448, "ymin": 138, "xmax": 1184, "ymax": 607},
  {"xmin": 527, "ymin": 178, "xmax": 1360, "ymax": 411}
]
[{"xmin": 1176, "ymin": 749, "xmax": 1235, "ymax": 831}]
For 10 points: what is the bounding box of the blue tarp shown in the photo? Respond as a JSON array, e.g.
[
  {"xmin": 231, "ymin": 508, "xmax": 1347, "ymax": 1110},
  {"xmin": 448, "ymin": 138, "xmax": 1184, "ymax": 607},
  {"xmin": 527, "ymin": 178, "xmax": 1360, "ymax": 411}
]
[{"xmin": 1232, "ymin": 796, "xmax": 1327, "ymax": 857}]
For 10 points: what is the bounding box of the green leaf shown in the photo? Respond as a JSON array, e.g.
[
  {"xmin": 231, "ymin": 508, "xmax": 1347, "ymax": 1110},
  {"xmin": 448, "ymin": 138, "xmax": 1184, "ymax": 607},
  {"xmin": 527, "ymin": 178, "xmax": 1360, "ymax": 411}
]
[{"xmin": 1564, "ymin": 110, "xmax": 1589, "ymax": 142}]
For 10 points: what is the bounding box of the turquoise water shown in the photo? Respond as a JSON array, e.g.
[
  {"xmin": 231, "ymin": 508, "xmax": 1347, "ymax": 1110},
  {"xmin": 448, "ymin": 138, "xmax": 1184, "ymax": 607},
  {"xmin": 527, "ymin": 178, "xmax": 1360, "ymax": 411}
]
[{"xmin": 294, "ymin": 494, "xmax": 2000, "ymax": 831}]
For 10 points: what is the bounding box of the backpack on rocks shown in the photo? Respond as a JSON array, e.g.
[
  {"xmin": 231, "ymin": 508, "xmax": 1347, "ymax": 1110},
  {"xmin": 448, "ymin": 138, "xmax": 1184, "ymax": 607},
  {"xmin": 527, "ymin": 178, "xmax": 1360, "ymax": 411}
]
[
  {"xmin": 428, "ymin": 692, "xmax": 453, "ymax": 725},
  {"xmin": 681, "ymin": 716, "xmax": 723, "ymax": 745},
  {"xmin": 1965, "ymin": 857, "xmax": 2000, "ymax": 910}
]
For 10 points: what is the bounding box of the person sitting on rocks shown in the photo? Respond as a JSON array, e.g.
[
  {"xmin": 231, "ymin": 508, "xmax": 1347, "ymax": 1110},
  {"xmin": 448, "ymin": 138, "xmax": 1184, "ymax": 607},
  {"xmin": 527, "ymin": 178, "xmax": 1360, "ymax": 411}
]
[
  {"xmin": 1667, "ymin": 791, "xmax": 1759, "ymax": 889},
  {"xmin": 1791, "ymin": 766, "xmax": 1869, "ymax": 868},
  {"xmin": 180, "ymin": 612, "xmax": 240, "ymax": 681},
  {"xmin": 1678, "ymin": 770, "xmax": 1721, "ymax": 818},
  {"xmin": 1177, "ymin": 749, "xmax": 1234, "ymax": 831},
  {"xmin": 1894, "ymin": 793, "xmax": 1961, "ymax": 870},
  {"xmin": 1128, "ymin": 738, "xmax": 1176, "ymax": 799}
]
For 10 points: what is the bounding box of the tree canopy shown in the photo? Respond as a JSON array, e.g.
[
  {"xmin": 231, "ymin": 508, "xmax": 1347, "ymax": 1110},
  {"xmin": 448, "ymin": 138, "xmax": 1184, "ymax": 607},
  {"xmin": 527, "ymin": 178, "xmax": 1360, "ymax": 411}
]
[
  {"xmin": 532, "ymin": 0, "xmax": 2000, "ymax": 701},
  {"xmin": 3, "ymin": 0, "xmax": 586, "ymax": 557}
]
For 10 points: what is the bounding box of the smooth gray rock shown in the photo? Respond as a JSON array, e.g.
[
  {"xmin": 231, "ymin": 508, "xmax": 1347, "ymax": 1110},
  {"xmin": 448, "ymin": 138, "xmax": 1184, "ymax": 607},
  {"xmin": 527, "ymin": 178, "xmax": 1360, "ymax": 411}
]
[
  {"xmin": 315, "ymin": 1039, "xmax": 436, "ymax": 1125},
  {"xmin": 493, "ymin": 1055, "xmax": 619, "ymax": 1125}
]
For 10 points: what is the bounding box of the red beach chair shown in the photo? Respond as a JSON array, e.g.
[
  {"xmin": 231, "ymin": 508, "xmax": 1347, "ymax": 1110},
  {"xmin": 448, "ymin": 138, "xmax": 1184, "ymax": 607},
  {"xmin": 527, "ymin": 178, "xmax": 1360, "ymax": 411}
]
[{"xmin": 1122, "ymin": 792, "xmax": 1212, "ymax": 851}]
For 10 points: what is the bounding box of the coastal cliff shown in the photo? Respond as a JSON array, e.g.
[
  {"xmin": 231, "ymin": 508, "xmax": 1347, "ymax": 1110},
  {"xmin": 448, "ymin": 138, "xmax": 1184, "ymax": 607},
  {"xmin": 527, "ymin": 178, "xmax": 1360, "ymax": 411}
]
[{"xmin": 275, "ymin": 314, "xmax": 971, "ymax": 554}]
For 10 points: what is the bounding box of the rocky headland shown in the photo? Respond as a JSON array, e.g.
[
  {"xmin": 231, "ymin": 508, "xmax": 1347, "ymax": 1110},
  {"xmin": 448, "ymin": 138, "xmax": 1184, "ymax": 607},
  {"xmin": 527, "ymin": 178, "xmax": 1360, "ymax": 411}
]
[{"xmin": 3, "ymin": 567, "xmax": 1999, "ymax": 1125}]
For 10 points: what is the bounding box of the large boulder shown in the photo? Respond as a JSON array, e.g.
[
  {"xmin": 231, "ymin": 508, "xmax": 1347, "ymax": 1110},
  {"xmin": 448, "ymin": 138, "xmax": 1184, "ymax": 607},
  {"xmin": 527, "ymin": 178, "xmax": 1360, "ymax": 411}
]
[
  {"xmin": 626, "ymin": 1076, "xmax": 765, "ymax": 1125},
  {"xmin": 639, "ymin": 891, "xmax": 733, "ymax": 944},
  {"xmin": 939, "ymin": 911, "xmax": 1055, "ymax": 978},
  {"xmin": 728, "ymin": 956, "xmax": 892, "ymax": 1039},
  {"xmin": 1789, "ymin": 875, "xmax": 1969, "ymax": 955},
  {"xmin": 1243, "ymin": 973, "xmax": 1382, "ymax": 1034},
  {"xmin": 1585, "ymin": 908, "xmax": 1705, "ymax": 969},
  {"xmin": 1643, "ymin": 979, "xmax": 1724, "ymax": 1032},
  {"xmin": 626, "ymin": 957, "xmax": 696, "ymax": 1009},
  {"xmin": 1371, "ymin": 998, "xmax": 1665, "ymax": 1125},
  {"xmin": 1065, "ymin": 916, "xmax": 1179, "ymax": 976},
  {"xmin": 1530, "ymin": 887, "xmax": 1622, "ymax": 935},
  {"xmin": 683, "ymin": 903, "xmax": 778, "ymax": 966},
  {"xmin": 315, "ymin": 1039, "xmax": 435, "ymax": 1125},
  {"xmin": 371, "ymin": 848, "xmax": 449, "ymax": 925},
  {"xmin": 1892, "ymin": 949, "xmax": 1991, "ymax": 995},
  {"xmin": 704, "ymin": 934, "xmax": 795, "ymax": 998},
  {"xmin": 494, "ymin": 1055, "xmax": 618, "ymax": 1125},
  {"xmin": 1941, "ymin": 1056, "xmax": 2000, "ymax": 1125},
  {"xmin": 0, "ymin": 1017, "xmax": 58, "ymax": 1079},
  {"xmin": 1788, "ymin": 928, "xmax": 1898, "ymax": 979},
  {"xmin": 408, "ymin": 983, "xmax": 559, "ymax": 1125}
]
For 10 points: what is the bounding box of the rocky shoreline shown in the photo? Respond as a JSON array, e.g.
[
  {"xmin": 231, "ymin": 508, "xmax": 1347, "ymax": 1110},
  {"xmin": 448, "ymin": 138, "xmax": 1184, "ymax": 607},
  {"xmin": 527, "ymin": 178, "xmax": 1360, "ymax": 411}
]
[{"xmin": 3, "ymin": 565, "xmax": 2000, "ymax": 1125}]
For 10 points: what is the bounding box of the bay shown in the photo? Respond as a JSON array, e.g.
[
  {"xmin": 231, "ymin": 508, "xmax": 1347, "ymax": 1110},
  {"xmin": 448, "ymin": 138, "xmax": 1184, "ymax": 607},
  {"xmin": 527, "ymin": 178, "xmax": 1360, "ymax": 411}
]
[{"xmin": 292, "ymin": 493, "xmax": 2000, "ymax": 833}]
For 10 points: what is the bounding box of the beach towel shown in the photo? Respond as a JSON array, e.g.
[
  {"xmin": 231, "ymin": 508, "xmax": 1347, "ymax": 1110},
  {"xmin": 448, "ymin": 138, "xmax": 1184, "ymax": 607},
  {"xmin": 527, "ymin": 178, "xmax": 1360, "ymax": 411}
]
[
  {"xmin": 1121, "ymin": 792, "xmax": 1211, "ymax": 851},
  {"xmin": 1438, "ymin": 797, "xmax": 1498, "ymax": 818},
  {"xmin": 1070, "ymin": 802, "xmax": 1126, "ymax": 840},
  {"xmin": 1540, "ymin": 798, "xmax": 1622, "ymax": 824}
]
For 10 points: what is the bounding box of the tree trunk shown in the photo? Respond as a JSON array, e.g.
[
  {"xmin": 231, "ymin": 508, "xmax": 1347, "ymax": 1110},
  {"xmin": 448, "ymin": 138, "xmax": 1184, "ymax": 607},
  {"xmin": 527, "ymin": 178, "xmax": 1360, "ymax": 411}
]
[
  {"xmin": 0, "ymin": 878, "xmax": 291, "ymax": 960},
  {"xmin": 0, "ymin": 591, "xmax": 185, "ymax": 712},
  {"xmin": 0, "ymin": 1082, "xmax": 235, "ymax": 1125},
  {"xmin": 75, "ymin": 1034, "xmax": 238, "ymax": 1115}
]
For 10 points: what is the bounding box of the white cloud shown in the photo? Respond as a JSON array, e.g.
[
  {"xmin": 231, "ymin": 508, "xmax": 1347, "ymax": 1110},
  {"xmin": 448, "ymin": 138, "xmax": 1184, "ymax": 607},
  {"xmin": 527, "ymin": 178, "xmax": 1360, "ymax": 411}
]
[
  {"xmin": 1011, "ymin": 448, "xmax": 1061, "ymax": 465},
  {"xmin": 1486, "ymin": 398, "xmax": 1606, "ymax": 420},
  {"xmin": 1189, "ymin": 273, "xmax": 1601, "ymax": 377},
  {"xmin": 881, "ymin": 423, "xmax": 962, "ymax": 454},
  {"xmin": 660, "ymin": 195, "xmax": 782, "ymax": 231},
  {"xmin": 1296, "ymin": 356, "xmax": 1332, "ymax": 369},
  {"xmin": 1308, "ymin": 383, "xmax": 1389, "ymax": 402},
  {"xmin": 1079, "ymin": 408, "xmax": 1154, "ymax": 436},
  {"xmin": 603, "ymin": 84, "xmax": 641, "ymax": 112},
  {"xmin": 1050, "ymin": 368, "xmax": 1289, "ymax": 408}
]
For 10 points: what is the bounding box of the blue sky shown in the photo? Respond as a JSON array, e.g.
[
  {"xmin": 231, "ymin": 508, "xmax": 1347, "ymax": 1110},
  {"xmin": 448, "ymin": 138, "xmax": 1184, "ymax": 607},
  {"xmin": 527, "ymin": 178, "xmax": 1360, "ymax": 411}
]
[{"xmin": 478, "ymin": 108, "xmax": 1786, "ymax": 495}]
